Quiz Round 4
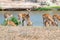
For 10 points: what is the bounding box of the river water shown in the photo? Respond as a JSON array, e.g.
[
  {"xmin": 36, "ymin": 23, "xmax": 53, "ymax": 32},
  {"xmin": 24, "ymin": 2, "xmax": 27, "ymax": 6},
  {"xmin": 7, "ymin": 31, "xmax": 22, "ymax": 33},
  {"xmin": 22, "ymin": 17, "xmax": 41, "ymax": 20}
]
[{"xmin": 0, "ymin": 11, "xmax": 60, "ymax": 26}]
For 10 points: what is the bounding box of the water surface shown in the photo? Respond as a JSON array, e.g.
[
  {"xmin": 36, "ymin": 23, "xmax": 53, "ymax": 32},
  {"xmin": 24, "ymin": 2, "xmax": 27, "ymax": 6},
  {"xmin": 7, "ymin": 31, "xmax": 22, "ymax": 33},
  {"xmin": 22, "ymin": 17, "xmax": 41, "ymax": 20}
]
[{"xmin": 0, "ymin": 11, "xmax": 60, "ymax": 27}]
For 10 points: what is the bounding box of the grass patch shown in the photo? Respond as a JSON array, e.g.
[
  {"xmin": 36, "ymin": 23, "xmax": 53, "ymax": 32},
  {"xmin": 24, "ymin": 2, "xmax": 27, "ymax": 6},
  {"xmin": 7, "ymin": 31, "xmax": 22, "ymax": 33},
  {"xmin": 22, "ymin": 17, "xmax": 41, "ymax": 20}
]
[
  {"xmin": 35, "ymin": 7, "xmax": 52, "ymax": 11},
  {"xmin": 35, "ymin": 6, "xmax": 60, "ymax": 11}
]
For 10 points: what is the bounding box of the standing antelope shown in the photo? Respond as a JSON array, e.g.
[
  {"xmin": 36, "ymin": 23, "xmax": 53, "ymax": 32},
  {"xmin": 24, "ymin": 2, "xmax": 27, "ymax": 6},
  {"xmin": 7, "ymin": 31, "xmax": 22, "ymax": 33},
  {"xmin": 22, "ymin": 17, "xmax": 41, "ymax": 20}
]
[{"xmin": 18, "ymin": 13, "xmax": 32, "ymax": 26}]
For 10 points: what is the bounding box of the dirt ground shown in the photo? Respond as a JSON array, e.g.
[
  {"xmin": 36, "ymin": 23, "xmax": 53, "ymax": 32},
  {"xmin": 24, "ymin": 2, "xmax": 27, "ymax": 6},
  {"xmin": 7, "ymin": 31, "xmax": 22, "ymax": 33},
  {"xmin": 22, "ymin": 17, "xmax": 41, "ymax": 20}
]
[{"xmin": 0, "ymin": 26, "xmax": 60, "ymax": 40}]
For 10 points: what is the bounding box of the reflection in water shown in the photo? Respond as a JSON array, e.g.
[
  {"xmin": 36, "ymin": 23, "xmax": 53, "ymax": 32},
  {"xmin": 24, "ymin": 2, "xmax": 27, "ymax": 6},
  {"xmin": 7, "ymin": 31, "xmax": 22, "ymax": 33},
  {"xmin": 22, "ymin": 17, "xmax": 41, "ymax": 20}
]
[{"xmin": 0, "ymin": 11, "xmax": 60, "ymax": 26}]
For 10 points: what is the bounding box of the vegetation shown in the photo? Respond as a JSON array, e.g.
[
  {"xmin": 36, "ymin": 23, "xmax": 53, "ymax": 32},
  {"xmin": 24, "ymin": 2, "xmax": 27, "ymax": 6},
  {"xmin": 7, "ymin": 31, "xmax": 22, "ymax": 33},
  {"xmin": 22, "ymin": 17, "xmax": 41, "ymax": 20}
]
[
  {"xmin": 11, "ymin": 17, "xmax": 21, "ymax": 26},
  {"xmin": 35, "ymin": 7, "xmax": 51, "ymax": 11},
  {"xmin": 35, "ymin": 6, "xmax": 60, "ymax": 11},
  {"xmin": 2, "ymin": 17, "xmax": 21, "ymax": 26},
  {"xmin": 51, "ymin": 6, "xmax": 60, "ymax": 11}
]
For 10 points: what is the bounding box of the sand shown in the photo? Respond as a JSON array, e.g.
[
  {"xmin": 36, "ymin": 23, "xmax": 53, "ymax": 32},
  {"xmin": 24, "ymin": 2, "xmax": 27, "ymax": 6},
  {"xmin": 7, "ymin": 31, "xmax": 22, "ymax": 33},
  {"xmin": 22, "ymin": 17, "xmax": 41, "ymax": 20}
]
[{"xmin": 0, "ymin": 26, "xmax": 60, "ymax": 40}]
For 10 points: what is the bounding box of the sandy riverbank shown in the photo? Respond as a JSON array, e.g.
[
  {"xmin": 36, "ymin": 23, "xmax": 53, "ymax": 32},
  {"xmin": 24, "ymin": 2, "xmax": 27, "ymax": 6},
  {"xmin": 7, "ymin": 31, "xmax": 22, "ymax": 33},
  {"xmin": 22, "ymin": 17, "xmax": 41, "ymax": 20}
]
[{"xmin": 0, "ymin": 26, "xmax": 60, "ymax": 40}]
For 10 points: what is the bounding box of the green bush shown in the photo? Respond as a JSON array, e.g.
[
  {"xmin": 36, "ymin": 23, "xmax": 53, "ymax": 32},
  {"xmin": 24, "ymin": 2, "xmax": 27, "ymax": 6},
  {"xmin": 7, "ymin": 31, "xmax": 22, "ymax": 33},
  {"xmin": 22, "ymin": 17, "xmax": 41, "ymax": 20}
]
[{"xmin": 11, "ymin": 17, "xmax": 21, "ymax": 26}]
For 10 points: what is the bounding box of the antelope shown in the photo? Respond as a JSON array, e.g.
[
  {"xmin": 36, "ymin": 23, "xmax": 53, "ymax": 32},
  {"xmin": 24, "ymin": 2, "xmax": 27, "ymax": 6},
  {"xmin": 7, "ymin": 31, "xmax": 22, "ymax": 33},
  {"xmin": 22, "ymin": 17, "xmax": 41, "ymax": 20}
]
[
  {"xmin": 43, "ymin": 14, "xmax": 58, "ymax": 27},
  {"xmin": 18, "ymin": 13, "xmax": 32, "ymax": 26},
  {"xmin": 53, "ymin": 14, "xmax": 60, "ymax": 21},
  {"xmin": 4, "ymin": 13, "xmax": 16, "ymax": 26},
  {"xmin": 53, "ymin": 14, "xmax": 60, "ymax": 26}
]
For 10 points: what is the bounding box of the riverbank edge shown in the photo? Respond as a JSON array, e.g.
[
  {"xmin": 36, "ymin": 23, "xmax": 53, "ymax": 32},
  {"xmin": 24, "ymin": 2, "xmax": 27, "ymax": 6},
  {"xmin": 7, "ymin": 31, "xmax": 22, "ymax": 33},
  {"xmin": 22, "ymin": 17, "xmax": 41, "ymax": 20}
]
[{"xmin": 0, "ymin": 26, "xmax": 60, "ymax": 28}]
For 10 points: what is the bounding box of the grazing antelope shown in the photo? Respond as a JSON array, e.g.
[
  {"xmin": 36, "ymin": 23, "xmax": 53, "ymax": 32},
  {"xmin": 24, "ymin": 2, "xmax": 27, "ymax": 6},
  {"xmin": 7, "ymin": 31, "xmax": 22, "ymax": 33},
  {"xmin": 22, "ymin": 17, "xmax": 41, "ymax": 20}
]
[
  {"xmin": 18, "ymin": 13, "xmax": 32, "ymax": 26},
  {"xmin": 4, "ymin": 13, "xmax": 16, "ymax": 26},
  {"xmin": 53, "ymin": 14, "xmax": 60, "ymax": 26},
  {"xmin": 43, "ymin": 14, "xmax": 57, "ymax": 27},
  {"xmin": 53, "ymin": 14, "xmax": 60, "ymax": 21}
]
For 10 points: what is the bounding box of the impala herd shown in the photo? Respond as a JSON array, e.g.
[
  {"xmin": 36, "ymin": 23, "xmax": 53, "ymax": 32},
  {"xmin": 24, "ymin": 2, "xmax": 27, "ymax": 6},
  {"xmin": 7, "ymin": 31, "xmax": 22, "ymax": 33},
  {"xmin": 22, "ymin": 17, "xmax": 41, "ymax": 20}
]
[
  {"xmin": 3, "ymin": 12, "xmax": 60, "ymax": 27},
  {"xmin": 43, "ymin": 14, "xmax": 60, "ymax": 27}
]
